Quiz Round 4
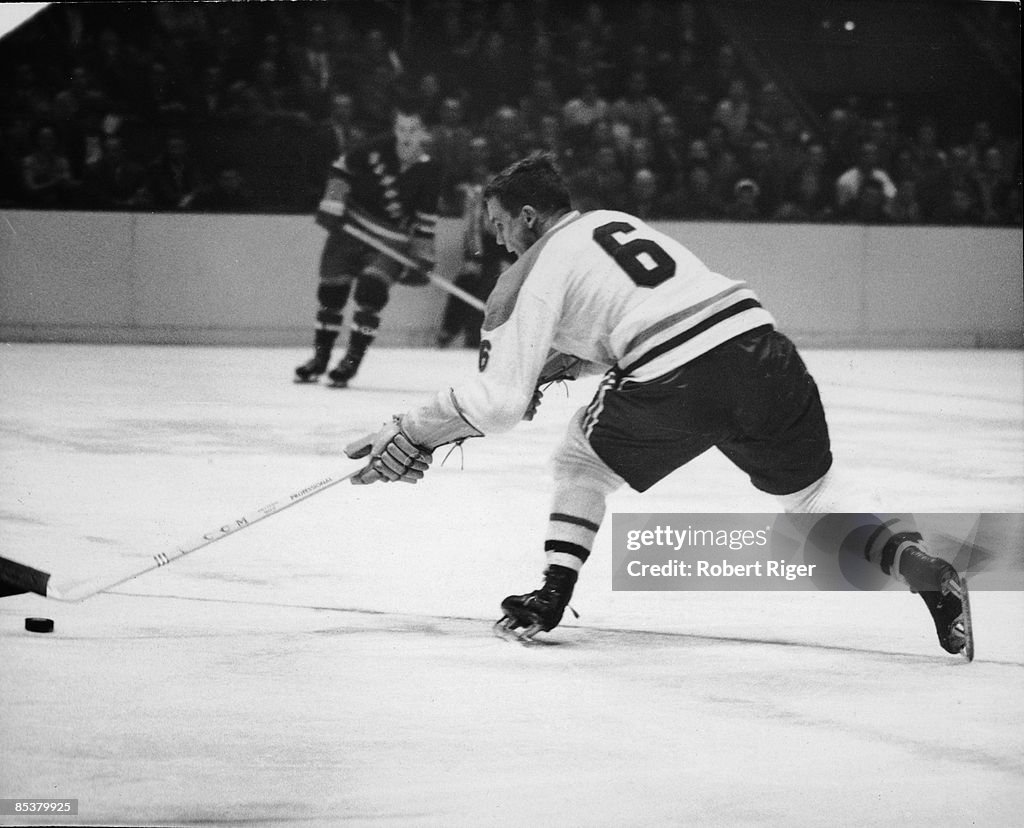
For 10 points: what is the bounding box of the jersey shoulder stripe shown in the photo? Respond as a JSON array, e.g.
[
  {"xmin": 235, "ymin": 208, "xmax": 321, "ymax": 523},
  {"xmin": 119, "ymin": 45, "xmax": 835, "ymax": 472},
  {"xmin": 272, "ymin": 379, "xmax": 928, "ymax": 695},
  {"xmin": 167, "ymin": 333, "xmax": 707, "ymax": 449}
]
[
  {"xmin": 621, "ymin": 299, "xmax": 765, "ymax": 375},
  {"xmin": 623, "ymin": 282, "xmax": 752, "ymax": 355}
]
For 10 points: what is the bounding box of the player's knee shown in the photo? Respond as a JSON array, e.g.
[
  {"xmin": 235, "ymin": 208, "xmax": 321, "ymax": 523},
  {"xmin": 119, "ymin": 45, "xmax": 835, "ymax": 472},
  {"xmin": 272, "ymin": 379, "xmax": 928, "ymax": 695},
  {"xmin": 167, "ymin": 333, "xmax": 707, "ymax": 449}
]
[
  {"xmin": 316, "ymin": 307, "xmax": 343, "ymax": 328},
  {"xmin": 354, "ymin": 276, "xmax": 390, "ymax": 311},
  {"xmin": 352, "ymin": 307, "xmax": 381, "ymax": 333},
  {"xmin": 551, "ymin": 410, "xmax": 625, "ymax": 495},
  {"xmin": 317, "ymin": 281, "xmax": 351, "ymax": 309},
  {"xmin": 775, "ymin": 468, "xmax": 881, "ymax": 513}
]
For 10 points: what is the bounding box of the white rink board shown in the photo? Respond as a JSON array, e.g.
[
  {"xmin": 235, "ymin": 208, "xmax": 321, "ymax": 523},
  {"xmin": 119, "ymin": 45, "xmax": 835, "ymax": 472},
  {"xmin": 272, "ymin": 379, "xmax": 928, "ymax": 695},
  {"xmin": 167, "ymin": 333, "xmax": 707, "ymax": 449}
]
[
  {"xmin": 2, "ymin": 212, "xmax": 1021, "ymax": 348},
  {"xmin": 1, "ymin": 344, "xmax": 1022, "ymax": 827}
]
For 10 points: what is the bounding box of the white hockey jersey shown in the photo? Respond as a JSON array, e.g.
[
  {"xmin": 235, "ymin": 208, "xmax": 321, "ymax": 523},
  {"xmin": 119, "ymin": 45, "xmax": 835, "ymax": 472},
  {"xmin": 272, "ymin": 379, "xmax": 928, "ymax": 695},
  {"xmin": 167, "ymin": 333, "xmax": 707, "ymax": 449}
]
[{"xmin": 403, "ymin": 210, "xmax": 775, "ymax": 447}]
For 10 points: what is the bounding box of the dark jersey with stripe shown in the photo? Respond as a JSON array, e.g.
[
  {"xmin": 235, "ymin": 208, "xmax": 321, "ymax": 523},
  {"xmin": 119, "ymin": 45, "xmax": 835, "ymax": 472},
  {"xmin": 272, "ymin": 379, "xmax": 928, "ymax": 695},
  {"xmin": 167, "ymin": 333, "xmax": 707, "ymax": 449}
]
[{"xmin": 329, "ymin": 133, "xmax": 440, "ymax": 241}]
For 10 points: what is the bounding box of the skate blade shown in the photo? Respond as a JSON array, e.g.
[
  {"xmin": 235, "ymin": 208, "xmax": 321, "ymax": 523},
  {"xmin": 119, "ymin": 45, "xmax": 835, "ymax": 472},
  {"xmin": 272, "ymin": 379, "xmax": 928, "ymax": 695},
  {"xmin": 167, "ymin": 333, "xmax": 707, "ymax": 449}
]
[
  {"xmin": 944, "ymin": 575, "xmax": 974, "ymax": 662},
  {"xmin": 294, "ymin": 376, "xmax": 322, "ymax": 384},
  {"xmin": 493, "ymin": 616, "xmax": 545, "ymax": 645}
]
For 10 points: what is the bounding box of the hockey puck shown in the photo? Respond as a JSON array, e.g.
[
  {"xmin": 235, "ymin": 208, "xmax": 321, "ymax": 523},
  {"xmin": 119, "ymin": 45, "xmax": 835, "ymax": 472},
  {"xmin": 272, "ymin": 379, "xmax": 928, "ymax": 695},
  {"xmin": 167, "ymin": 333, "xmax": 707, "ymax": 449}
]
[{"xmin": 25, "ymin": 617, "xmax": 54, "ymax": 634}]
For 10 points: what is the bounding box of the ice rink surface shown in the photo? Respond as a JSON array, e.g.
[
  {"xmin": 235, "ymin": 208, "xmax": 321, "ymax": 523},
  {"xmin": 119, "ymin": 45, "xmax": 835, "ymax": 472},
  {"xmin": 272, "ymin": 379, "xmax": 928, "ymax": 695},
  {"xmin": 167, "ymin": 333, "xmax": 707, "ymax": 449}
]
[{"xmin": 1, "ymin": 343, "xmax": 1022, "ymax": 827}]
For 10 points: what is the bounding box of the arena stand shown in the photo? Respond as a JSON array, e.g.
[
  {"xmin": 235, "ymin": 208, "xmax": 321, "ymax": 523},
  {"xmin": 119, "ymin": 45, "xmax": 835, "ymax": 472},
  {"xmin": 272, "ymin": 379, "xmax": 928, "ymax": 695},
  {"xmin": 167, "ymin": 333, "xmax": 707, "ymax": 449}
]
[{"xmin": 1, "ymin": 1, "xmax": 1019, "ymax": 225}]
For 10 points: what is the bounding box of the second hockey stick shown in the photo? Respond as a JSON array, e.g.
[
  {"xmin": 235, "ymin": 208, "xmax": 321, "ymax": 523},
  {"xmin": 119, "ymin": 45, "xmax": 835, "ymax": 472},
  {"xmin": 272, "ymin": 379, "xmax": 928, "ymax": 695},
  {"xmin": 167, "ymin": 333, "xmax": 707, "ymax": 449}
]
[
  {"xmin": 341, "ymin": 222, "xmax": 487, "ymax": 312},
  {"xmin": 0, "ymin": 468, "xmax": 359, "ymax": 603}
]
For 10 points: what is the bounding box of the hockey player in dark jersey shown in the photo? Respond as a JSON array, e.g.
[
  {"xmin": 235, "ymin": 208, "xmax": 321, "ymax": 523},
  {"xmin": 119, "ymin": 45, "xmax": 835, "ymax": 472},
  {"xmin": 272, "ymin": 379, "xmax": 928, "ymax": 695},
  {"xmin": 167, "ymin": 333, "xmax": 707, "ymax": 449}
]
[{"xmin": 295, "ymin": 102, "xmax": 441, "ymax": 387}]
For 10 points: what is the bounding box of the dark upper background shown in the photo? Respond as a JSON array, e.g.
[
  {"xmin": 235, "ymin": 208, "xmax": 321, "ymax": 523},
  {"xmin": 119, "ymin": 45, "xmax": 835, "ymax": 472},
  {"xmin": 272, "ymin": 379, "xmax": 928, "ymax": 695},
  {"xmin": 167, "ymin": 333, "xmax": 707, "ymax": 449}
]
[{"xmin": 1, "ymin": 0, "xmax": 1020, "ymax": 225}]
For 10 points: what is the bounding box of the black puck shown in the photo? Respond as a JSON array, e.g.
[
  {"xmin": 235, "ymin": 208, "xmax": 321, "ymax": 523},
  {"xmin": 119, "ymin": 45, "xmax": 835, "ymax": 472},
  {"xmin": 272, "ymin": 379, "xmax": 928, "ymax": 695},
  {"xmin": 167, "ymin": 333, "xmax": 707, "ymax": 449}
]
[{"xmin": 25, "ymin": 617, "xmax": 54, "ymax": 633}]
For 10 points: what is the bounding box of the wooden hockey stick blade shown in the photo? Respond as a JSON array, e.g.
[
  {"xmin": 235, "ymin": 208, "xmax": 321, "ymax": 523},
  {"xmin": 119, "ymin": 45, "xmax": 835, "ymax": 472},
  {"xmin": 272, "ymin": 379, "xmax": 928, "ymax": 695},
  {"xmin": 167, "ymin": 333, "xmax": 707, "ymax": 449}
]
[
  {"xmin": 2, "ymin": 469, "xmax": 359, "ymax": 603},
  {"xmin": 341, "ymin": 222, "xmax": 487, "ymax": 312}
]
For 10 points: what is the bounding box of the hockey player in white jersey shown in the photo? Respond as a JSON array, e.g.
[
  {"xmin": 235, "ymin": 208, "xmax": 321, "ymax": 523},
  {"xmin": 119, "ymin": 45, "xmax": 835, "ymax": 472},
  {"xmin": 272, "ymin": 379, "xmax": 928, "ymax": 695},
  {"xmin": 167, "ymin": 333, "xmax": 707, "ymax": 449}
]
[{"xmin": 345, "ymin": 153, "xmax": 972, "ymax": 659}]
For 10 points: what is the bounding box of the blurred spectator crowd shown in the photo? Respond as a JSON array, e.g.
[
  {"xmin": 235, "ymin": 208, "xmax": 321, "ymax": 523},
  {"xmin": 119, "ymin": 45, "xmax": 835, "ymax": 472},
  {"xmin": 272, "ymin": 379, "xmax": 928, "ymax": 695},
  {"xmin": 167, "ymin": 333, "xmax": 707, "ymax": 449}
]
[{"xmin": 1, "ymin": 0, "xmax": 1020, "ymax": 225}]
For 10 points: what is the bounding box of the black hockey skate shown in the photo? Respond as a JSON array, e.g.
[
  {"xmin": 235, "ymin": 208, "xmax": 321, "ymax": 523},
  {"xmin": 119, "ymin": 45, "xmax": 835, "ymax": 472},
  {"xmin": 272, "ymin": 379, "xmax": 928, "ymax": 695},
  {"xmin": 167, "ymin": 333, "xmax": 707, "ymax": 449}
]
[
  {"xmin": 295, "ymin": 330, "xmax": 337, "ymax": 383},
  {"xmin": 900, "ymin": 545, "xmax": 974, "ymax": 661},
  {"xmin": 327, "ymin": 352, "xmax": 364, "ymax": 388},
  {"xmin": 494, "ymin": 565, "xmax": 578, "ymax": 644},
  {"xmin": 294, "ymin": 351, "xmax": 330, "ymax": 383}
]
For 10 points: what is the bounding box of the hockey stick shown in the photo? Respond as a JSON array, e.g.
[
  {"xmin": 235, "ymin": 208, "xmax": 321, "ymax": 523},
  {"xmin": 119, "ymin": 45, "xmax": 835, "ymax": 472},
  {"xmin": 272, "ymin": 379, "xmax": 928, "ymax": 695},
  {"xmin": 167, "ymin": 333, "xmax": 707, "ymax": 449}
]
[
  {"xmin": 0, "ymin": 469, "xmax": 359, "ymax": 603},
  {"xmin": 341, "ymin": 222, "xmax": 487, "ymax": 312}
]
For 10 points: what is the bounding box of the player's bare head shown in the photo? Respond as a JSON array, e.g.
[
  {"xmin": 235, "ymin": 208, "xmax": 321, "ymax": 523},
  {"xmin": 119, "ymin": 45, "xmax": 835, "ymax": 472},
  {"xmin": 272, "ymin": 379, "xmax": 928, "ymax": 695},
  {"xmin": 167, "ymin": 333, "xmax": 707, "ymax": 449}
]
[
  {"xmin": 483, "ymin": 153, "xmax": 572, "ymax": 257},
  {"xmin": 392, "ymin": 98, "xmax": 428, "ymax": 165},
  {"xmin": 483, "ymin": 152, "xmax": 571, "ymax": 217}
]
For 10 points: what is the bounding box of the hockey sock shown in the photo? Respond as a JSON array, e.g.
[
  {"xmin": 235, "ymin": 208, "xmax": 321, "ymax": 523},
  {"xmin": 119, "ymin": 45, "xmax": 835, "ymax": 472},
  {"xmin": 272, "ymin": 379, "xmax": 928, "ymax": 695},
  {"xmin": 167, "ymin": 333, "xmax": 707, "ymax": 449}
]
[
  {"xmin": 297, "ymin": 327, "xmax": 339, "ymax": 380},
  {"xmin": 792, "ymin": 511, "xmax": 936, "ymax": 590},
  {"xmin": 312, "ymin": 327, "xmax": 339, "ymax": 352},
  {"xmin": 545, "ymin": 494, "xmax": 602, "ymax": 571},
  {"xmin": 863, "ymin": 524, "xmax": 921, "ymax": 581},
  {"xmin": 347, "ymin": 307, "xmax": 379, "ymax": 357},
  {"xmin": 544, "ymin": 540, "xmax": 590, "ymax": 573}
]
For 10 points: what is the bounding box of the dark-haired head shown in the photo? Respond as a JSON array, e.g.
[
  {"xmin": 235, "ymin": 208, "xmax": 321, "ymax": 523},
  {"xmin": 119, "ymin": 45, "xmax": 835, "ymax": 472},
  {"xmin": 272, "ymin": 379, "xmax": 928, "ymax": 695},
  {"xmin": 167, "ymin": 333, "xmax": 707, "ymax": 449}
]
[
  {"xmin": 483, "ymin": 152, "xmax": 572, "ymax": 216},
  {"xmin": 391, "ymin": 89, "xmax": 430, "ymax": 165},
  {"xmin": 483, "ymin": 153, "xmax": 574, "ymax": 257}
]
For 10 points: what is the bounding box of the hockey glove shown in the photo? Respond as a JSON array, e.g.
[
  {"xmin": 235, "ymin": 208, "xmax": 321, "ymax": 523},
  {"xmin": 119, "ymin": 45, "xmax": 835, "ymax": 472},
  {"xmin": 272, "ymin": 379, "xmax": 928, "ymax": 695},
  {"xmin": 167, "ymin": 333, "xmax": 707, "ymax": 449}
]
[
  {"xmin": 537, "ymin": 351, "xmax": 586, "ymax": 385},
  {"xmin": 315, "ymin": 201, "xmax": 345, "ymax": 232},
  {"xmin": 523, "ymin": 386, "xmax": 546, "ymax": 422},
  {"xmin": 314, "ymin": 178, "xmax": 347, "ymax": 232},
  {"xmin": 345, "ymin": 416, "xmax": 433, "ymax": 484}
]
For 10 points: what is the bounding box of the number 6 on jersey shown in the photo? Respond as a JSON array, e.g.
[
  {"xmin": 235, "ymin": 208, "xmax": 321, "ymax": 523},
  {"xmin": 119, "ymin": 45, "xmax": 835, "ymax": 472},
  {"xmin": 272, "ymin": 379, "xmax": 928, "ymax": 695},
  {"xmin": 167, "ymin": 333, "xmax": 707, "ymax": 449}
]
[{"xmin": 593, "ymin": 221, "xmax": 677, "ymax": 287}]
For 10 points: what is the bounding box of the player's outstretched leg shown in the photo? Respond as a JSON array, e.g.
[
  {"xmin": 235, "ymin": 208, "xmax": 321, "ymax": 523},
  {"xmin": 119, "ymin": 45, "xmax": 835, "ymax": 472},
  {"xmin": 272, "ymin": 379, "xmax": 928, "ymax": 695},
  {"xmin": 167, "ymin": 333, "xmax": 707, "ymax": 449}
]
[
  {"xmin": 494, "ymin": 565, "xmax": 578, "ymax": 643},
  {"xmin": 898, "ymin": 542, "xmax": 974, "ymax": 661}
]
